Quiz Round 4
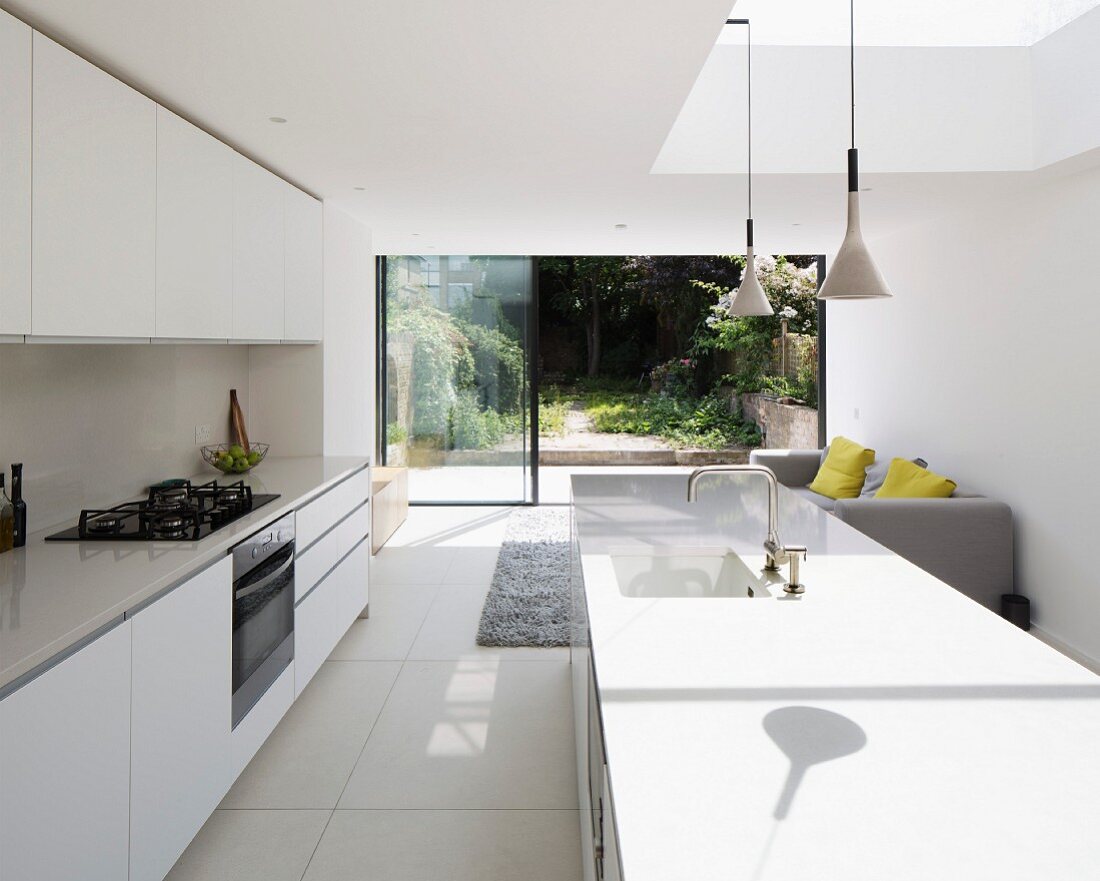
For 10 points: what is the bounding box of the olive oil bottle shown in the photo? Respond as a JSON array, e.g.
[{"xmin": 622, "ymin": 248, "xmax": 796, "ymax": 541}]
[{"xmin": 0, "ymin": 474, "xmax": 14, "ymax": 553}]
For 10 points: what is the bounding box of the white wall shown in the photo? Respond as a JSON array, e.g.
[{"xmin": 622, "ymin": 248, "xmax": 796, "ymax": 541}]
[
  {"xmin": 247, "ymin": 344, "xmax": 323, "ymax": 457},
  {"xmin": 322, "ymin": 204, "xmax": 374, "ymax": 458},
  {"xmin": 1031, "ymin": 5, "xmax": 1100, "ymax": 168},
  {"xmin": 244, "ymin": 206, "xmax": 374, "ymax": 460},
  {"xmin": 826, "ymin": 159, "xmax": 1100, "ymax": 663},
  {"xmin": 0, "ymin": 343, "xmax": 250, "ymax": 531}
]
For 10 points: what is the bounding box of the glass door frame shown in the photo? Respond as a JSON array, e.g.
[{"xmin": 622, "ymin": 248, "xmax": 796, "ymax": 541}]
[{"xmin": 376, "ymin": 255, "xmax": 540, "ymax": 506}]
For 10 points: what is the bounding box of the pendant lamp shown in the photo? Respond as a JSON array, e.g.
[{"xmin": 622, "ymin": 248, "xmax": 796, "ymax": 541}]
[
  {"xmin": 726, "ymin": 18, "xmax": 772, "ymax": 317},
  {"xmin": 817, "ymin": 0, "xmax": 891, "ymax": 300}
]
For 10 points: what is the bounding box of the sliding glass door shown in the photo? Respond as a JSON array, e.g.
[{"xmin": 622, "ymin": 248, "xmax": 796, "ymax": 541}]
[{"xmin": 379, "ymin": 255, "xmax": 536, "ymax": 504}]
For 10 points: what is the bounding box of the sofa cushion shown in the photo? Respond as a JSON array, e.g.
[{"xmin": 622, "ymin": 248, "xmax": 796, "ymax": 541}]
[
  {"xmin": 807, "ymin": 436, "xmax": 875, "ymax": 499},
  {"xmin": 877, "ymin": 458, "xmax": 957, "ymax": 498},
  {"xmin": 860, "ymin": 456, "xmax": 927, "ymax": 498},
  {"xmin": 790, "ymin": 486, "xmax": 837, "ymax": 512}
]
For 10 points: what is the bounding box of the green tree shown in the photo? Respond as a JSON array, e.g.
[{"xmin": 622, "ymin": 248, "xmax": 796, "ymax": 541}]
[{"xmin": 540, "ymin": 256, "xmax": 642, "ymax": 377}]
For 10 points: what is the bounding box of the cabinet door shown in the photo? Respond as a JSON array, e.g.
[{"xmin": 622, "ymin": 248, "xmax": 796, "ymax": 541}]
[
  {"xmin": 0, "ymin": 9, "xmax": 31, "ymax": 334},
  {"xmin": 130, "ymin": 557, "xmax": 233, "ymax": 881},
  {"xmin": 283, "ymin": 183, "xmax": 323, "ymax": 341},
  {"xmin": 0, "ymin": 621, "xmax": 132, "ymax": 881},
  {"xmin": 155, "ymin": 107, "xmax": 234, "ymax": 339},
  {"xmin": 600, "ymin": 768, "xmax": 622, "ymax": 881},
  {"xmin": 295, "ymin": 562, "xmax": 344, "ymax": 695},
  {"xmin": 32, "ymin": 34, "xmax": 155, "ymax": 337},
  {"xmin": 339, "ymin": 535, "xmax": 370, "ymax": 625},
  {"xmin": 232, "ymin": 154, "xmax": 284, "ymax": 340},
  {"xmin": 295, "ymin": 538, "xmax": 369, "ymax": 696}
]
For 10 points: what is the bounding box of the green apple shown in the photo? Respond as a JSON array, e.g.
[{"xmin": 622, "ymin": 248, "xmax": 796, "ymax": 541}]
[
  {"xmin": 228, "ymin": 444, "xmax": 245, "ymax": 459},
  {"xmin": 247, "ymin": 451, "xmax": 262, "ymax": 466}
]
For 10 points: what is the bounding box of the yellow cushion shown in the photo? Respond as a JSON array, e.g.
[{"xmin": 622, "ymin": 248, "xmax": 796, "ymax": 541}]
[
  {"xmin": 875, "ymin": 458, "xmax": 957, "ymax": 498},
  {"xmin": 807, "ymin": 436, "xmax": 876, "ymax": 500}
]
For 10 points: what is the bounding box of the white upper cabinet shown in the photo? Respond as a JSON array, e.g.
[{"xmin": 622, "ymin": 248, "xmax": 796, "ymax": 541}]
[
  {"xmin": 0, "ymin": 10, "xmax": 31, "ymax": 335},
  {"xmin": 156, "ymin": 107, "xmax": 234, "ymax": 339},
  {"xmin": 31, "ymin": 34, "xmax": 155, "ymax": 338},
  {"xmin": 233, "ymin": 154, "xmax": 285, "ymax": 340},
  {"xmin": 283, "ymin": 183, "xmax": 323, "ymax": 341}
]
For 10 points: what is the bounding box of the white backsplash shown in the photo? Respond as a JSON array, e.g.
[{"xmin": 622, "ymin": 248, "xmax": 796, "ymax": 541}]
[{"xmin": 0, "ymin": 343, "xmax": 251, "ymax": 533}]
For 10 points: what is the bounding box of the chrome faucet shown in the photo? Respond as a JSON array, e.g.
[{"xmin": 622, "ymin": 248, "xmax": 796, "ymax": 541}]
[{"xmin": 687, "ymin": 464, "xmax": 807, "ymax": 594}]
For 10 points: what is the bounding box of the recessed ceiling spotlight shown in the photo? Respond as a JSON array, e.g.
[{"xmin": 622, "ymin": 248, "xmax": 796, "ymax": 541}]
[
  {"xmin": 268, "ymin": 116, "xmax": 287, "ymax": 124},
  {"xmin": 353, "ymin": 186, "xmax": 366, "ymax": 191},
  {"xmin": 792, "ymin": 223, "xmax": 802, "ymax": 227},
  {"xmin": 861, "ymin": 187, "xmax": 872, "ymax": 192},
  {"xmin": 411, "ymin": 233, "xmax": 421, "ymax": 237},
  {"xmin": 614, "ymin": 223, "xmax": 628, "ymax": 231}
]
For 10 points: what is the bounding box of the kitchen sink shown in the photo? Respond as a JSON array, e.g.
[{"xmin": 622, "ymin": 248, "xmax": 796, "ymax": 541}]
[{"xmin": 609, "ymin": 547, "xmax": 773, "ymax": 598}]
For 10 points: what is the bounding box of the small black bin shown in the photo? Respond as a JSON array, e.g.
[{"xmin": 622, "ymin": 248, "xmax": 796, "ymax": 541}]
[{"xmin": 1001, "ymin": 594, "xmax": 1030, "ymax": 631}]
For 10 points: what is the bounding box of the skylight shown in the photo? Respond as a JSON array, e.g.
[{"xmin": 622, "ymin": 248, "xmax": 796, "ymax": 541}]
[{"xmin": 722, "ymin": 0, "xmax": 1100, "ymax": 47}]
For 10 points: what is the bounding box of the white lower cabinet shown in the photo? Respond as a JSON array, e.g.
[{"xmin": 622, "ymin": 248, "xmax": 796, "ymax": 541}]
[
  {"xmin": 295, "ymin": 537, "xmax": 369, "ymax": 695},
  {"xmin": 0, "ymin": 621, "xmax": 133, "ymax": 881},
  {"xmin": 129, "ymin": 557, "xmax": 233, "ymax": 881}
]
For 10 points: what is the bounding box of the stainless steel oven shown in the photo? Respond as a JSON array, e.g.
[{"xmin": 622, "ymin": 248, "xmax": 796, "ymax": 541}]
[{"xmin": 231, "ymin": 512, "xmax": 295, "ymax": 729}]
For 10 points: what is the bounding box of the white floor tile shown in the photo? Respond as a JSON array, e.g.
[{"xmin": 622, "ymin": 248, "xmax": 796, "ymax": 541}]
[
  {"xmin": 330, "ymin": 584, "xmax": 439, "ymax": 661},
  {"xmin": 387, "ymin": 505, "xmax": 513, "ymax": 548},
  {"xmin": 302, "ymin": 809, "xmax": 581, "ymax": 881},
  {"xmin": 220, "ymin": 661, "xmax": 400, "ymax": 809},
  {"xmin": 442, "ymin": 546, "xmax": 502, "ymax": 585},
  {"xmin": 408, "ymin": 583, "xmax": 569, "ymax": 662},
  {"xmin": 369, "ymin": 545, "xmax": 456, "ymax": 584},
  {"xmin": 166, "ymin": 809, "xmax": 330, "ymax": 881},
  {"xmin": 338, "ymin": 660, "xmax": 577, "ymax": 809}
]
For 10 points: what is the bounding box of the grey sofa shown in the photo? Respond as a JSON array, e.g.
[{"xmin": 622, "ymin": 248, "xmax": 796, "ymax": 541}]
[{"xmin": 750, "ymin": 449, "xmax": 1014, "ymax": 612}]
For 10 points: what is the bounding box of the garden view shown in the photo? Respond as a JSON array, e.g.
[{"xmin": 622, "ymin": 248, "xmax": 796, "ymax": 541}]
[{"xmin": 383, "ymin": 254, "xmax": 820, "ymax": 480}]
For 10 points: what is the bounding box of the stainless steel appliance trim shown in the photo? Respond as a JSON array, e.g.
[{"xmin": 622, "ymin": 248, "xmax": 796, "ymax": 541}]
[
  {"xmin": 231, "ymin": 632, "xmax": 294, "ymax": 730},
  {"xmin": 233, "ymin": 545, "xmax": 294, "ymax": 601}
]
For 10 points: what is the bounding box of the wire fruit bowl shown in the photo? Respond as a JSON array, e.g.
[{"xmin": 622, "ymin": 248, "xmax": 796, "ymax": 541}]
[{"xmin": 201, "ymin": 443, "xmax": 270, "ymax": 475}]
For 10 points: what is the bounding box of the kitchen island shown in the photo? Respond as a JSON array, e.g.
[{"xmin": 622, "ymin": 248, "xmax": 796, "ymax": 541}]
[{"xmin": 570, "ymin": 472, "xmax": 1100, "ymax": 881}]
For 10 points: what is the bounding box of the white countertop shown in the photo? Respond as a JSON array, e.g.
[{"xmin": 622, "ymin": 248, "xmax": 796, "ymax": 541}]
[
  {"xmin": 572, "ymin": 473, "xmax": 1100, "ymax": 881},
  {"xmin": 0, "ymin": 456, "xmax": 369, "ymax": 691}
]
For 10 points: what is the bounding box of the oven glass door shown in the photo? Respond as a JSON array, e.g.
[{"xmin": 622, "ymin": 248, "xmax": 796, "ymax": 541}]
[{"xmin": 232, "ymin": 541, "xmax": 294, "ymax": 727}]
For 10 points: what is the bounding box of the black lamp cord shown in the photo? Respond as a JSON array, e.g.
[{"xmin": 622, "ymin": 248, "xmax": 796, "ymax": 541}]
[
  {"xmin": 848, "ymin": 0, "xmax": 858, "ymax": 193},
  {"xmin": 726, "ymin": 18, "xmax": 753, "ymax": 246}
]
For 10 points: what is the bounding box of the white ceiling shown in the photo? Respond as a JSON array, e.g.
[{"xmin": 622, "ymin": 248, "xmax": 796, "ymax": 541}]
[
  {"xmin": 1, "ymin": 1, "xmax": 1093, "ymax": 255},
  {"xmin": 722, "ymin": 0, "xmax": 1100, "ymax": 47}
]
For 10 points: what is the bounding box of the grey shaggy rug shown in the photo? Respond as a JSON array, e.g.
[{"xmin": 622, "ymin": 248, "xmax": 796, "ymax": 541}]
[{"xmin": 476, "ymin": 506, "xmax": 572, "ymax": 647}]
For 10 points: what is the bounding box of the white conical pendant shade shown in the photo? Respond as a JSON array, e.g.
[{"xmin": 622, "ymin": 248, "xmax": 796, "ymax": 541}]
[
  {"xmin": 818, "ymin": 193, "xmax": 891, "ymax": 300},
  {"xmin": 728, "ymin": 245, "xmax": 774, "ymax": 316}
]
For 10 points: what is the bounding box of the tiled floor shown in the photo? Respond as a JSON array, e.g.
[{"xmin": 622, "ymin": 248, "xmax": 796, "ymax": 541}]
[{"xmin": 167, "ymin": 504, "xmax": 582, "ymax": 881}]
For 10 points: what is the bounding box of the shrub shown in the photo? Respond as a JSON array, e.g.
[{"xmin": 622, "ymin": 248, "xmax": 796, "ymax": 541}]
[
  {"xmin": 448, "ymin": 391, "xmax": 509, "ymax": 450},
  {"xmin": 538, "ymin": 393, "xmax": 570, "ymax": 437},
  {"xmin": 386, "ymin": 423, "xmax": 408, "ymax": 445},
  {"xmin": 582, "ymin": 385, "xmax": 760, "ymax": 450}
]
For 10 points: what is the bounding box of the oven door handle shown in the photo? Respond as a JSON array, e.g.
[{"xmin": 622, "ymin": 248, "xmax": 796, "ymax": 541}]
[{"xmin": 234, "ymin": 548, "xmax": 294, "ymax": 601}]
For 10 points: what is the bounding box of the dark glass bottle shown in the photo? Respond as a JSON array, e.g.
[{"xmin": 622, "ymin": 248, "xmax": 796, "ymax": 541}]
[
  {"xmin": 0, "ymin": 474, "xmax": 13, "ymax": 553},
  {"xmin": 12, "ymin": 463, "xmax": 26, "ymax": 548}
]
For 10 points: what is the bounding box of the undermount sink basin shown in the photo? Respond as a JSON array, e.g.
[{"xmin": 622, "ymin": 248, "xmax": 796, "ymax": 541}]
[{"xmin": 609, "ymin": 547, "xmax": 773, "ymax": 598}]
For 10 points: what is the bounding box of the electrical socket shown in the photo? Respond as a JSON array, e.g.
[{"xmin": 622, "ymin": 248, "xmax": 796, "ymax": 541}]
[{"xmin": 195, "ymin": 424, "xmax": 213, "ymax": 445}]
